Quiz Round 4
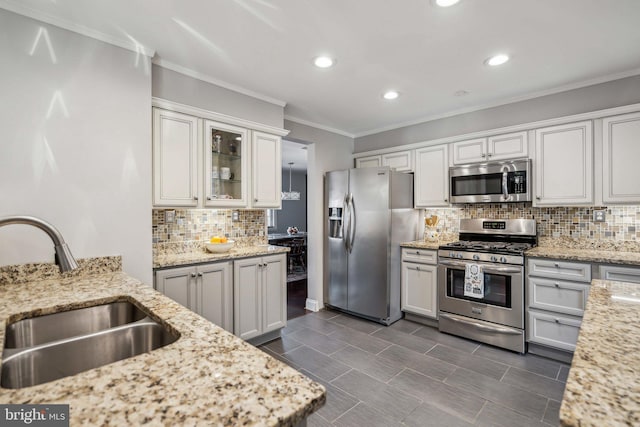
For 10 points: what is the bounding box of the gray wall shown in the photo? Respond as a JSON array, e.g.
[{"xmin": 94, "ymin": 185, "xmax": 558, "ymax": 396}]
[
  {"xmin": 152, "ymin": 64, "xmax": 284, "ymax": 128},
  {"xmin": 284, "ymin": 120, "xmax": 354, "ymax": 310},
  {"xmin": 355, "ymin": 74, "xmax": 640, "ymax": 152},
  {"xmin": 272, "ymin": 170, "xmax": 307, "ymax": 234},
  {"xmin": 0, "ymin": 9, "xmax": 152, "ymax": 284}
]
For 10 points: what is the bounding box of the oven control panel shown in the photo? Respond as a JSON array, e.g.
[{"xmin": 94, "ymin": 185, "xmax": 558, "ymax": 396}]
[{"xmin": 438, "ymin": 250, "xmax": 524, "ymax": 265}]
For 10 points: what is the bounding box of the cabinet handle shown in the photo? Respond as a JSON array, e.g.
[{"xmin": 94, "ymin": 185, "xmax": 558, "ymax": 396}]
[
  {"xmin": 536, "ymin": 196, "xmax": 541, "ymax": 200},
  {"xmin": 487, "ymin": 153, "xmax": 492, "ymax": 157}
]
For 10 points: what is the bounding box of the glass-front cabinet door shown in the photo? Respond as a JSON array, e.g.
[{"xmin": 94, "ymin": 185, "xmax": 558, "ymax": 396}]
[{"xmin": 204, "ymin": 120, "xmax": 249, "ymax": 207}]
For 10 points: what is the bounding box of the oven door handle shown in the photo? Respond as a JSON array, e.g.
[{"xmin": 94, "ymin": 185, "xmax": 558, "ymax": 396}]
[
  {"xmin": 439, "ymin": 313, "xmax": 521, "ymax": 335},
  {"xmin": 438, "ymin": 259, "xmax": 521, "ymax": 274}
]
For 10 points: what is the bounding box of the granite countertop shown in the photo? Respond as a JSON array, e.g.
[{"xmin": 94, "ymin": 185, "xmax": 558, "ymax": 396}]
[
  {"xmin": 525, "ymin": 246, "xmax": 640, "ymax": 266},
  {"xmin": 560, "ymin": 279, "xmax": 640, "ymax": 427},
  {"xmin": 268, "ymin": 232, "xmax": 307, "ymax": 239},
  {"xmin": 400, "ymin": 240, "xmax": 446, "ymax": 250},
  {"xmin": 0, "ymin": 258, "xmax": 325, "ymax": 426},
  {"xmin": 154, "ymin": 244, "xmax": 289, "ymax": 269}
]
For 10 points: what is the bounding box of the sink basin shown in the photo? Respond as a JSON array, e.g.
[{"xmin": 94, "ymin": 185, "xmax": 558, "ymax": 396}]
[
  {"xmin": 5, "ymin": 301, "xmax": 147, "ymax": 348},
  {"xmin": 1, "ymin": 301, "xmax": 179, "ymax": 389}
]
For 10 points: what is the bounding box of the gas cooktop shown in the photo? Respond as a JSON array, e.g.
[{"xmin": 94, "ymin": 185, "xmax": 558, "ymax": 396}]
[{"xmin": 439, "ymin": 240, "xmax": 535, "ymax": 256}]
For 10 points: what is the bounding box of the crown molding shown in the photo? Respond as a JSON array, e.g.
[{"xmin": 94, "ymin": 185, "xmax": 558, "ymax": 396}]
[
  {"xmin": 153, "ymin": 58, "xmax": 287, "ymax": 108},
  {"xmin": 354, "ymin": 68, "xmax": 640, "ymax": 138},
  {"xmin": 283, "ymin": 115, "xmax": 355, "ymax": 139},
  {"xmin": 0, "ymin": 0, "xmax": 155, "ymax": 57}
]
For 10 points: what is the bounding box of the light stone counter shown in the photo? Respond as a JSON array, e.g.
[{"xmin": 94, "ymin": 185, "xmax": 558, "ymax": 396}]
[
  {"xmin": 154, "ymin": 244, "xmax": 289, "ymax": 269},
  {"xmin": 560, "ymin": 279, "xmax": 640, "ymax": 427},
  {"xmin": 525, "ymin": 246, "xmax": 640, "ymax": 265},
  {"xmin": 400, "ymin": 239, "xmax": 456, "ymax": 250},
  {"xmin": 0, "ymin": 258, "xmax": 325, "ymax": 426}
]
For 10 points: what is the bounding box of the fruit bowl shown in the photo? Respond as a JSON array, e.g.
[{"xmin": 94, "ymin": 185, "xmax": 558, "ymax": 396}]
[{"xmin": 205, "ymin": 240, "xmax": 235, "ymax": 253}]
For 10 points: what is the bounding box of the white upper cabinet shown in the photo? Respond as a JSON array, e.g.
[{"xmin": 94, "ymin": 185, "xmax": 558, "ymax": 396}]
[
  {"xmin": 153, "ymin": 108, "xmax": 200, "ymax": 206},
  {"xmin": 486, "ymin": 131, "xmax": 529, "ymax": 161},
  {"xmin": 451, "ymin": 138, "xmax": 487, "ymax": 164},
  {"xmin": 152, "ymin": 101, "xmax": 287, "ymax": 209},
  {"xmin": 355, "ymin": 150, "xmax": 414, "ymax": 172},
  {"xmin": 382, "ymin": 151, "xmax": 414, "ymax": 172},
  {"xmin": 355, "ymin": 155, "xmax": 382, "ymax": 168},
  {"xmin": 204, "ymin": 120, "xmax": 249, "ymax": 208},
  {"xmin": 534, "ymin": 121, "xmax": 593, "ymax": 206},
  {"xmin": 452, "ymin": 132, "xmax": 528, "ymax": 164},
  {"xmin": 252, "ymin": 131, "xmax": 282, "ymax": 208},
  {"xmin": 414, "ymin": 144, "xmax": 449, "ymax": 207},
  {"xmin": 602, "ymin": 112, "xmax": 640, "ymax": 203}
]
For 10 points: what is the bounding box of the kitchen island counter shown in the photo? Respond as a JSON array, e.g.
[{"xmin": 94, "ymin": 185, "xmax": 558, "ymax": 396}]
[
  {"xmin": 0, "ymin": 257, "xmax": 325, "ymax": 426},
  {"xmin": 560, "ymin": 279, "xmax": 640, "ymax": 427}
]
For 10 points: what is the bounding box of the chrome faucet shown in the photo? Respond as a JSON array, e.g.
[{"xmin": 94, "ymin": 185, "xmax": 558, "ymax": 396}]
[{"xmin": 0, "ymin": 216, "xmax": 79, "ymax": 272}]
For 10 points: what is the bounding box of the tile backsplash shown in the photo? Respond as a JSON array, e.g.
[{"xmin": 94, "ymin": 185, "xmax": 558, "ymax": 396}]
[
  {"xmin": 152, "ymin": 209, "xmax": 266, "ymax": 244},
  {"xmin": 422, "ymin": 204, "xmax": 640, "ymax": 241}
]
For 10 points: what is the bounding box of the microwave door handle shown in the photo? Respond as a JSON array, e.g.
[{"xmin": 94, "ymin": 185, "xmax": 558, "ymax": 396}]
[{"xmin": 502, "ymin": 170, "xmax": 509, "ymax": 201}]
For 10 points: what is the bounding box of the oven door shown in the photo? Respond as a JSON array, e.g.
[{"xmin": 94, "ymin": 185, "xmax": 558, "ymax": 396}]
[{"xmin": 438, "ymin": 259, "xmax": 524, "ymax": 329}]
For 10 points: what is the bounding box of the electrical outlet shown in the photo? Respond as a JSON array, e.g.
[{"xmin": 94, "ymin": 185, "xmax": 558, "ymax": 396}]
[
  {"xmin": 164, "ymin": 210, "xmax": 175, "ymax": 223},
  {"xmin": 593, "ymin": 209, "xmax": 606, "ymax": 222},
  {"xmin": 232, "ymin": 211, "xmax": 239, "ymax": 222}
]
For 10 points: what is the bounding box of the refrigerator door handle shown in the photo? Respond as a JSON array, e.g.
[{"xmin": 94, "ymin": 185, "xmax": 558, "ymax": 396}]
[
  {"xmin": 349, "ymin": 193, "xmax": 356, "ymax": 253},
  {"xmin": 343, "ymin": 193, "xmax": 351, "ymax": 252}
]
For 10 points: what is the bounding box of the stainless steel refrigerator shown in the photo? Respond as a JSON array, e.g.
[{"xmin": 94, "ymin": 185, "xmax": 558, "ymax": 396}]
[{"xmin": 324, "ymin": 167, "xmax": 417, "ymax": 325}]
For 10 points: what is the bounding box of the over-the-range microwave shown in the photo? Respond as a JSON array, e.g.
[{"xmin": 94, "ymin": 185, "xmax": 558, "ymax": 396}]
[{"xmin": 449, "ymin": 158, "xmax": 531, "ymax": 203}]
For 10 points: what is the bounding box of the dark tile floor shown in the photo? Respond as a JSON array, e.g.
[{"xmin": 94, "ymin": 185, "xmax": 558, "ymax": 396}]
[{"xmin": 258, "ymin": 310, "xmax": 569, "ymax": 426}]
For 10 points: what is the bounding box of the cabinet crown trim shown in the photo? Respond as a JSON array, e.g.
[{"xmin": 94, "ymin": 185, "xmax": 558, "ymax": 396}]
[
  {"xmin": 152, "ymin": 97, "xmax": 290, "ymax": 137},
  {"xmin": 353, "ymin": 102, "xmax": 640, "ymax": 158}
]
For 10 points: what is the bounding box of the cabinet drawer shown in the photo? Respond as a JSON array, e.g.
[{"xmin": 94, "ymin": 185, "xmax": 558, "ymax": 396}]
[
  {"xmin": 527, "ymin": 309, "xmax": 582, "ymax": 352},
  {"xmin": 527, "ymin": 258, "xmax": 591, "ymax": 282},
  {"xmin": 528, "ymin": 277, "xmax": 590, "ymax": 317},
  {"xmin": 598, "ymin": 264, "xmax": 640, "ymax": 284},
  {"xmin": 402, "ymin": 248, "xmax": 437, "ymax": 264}
]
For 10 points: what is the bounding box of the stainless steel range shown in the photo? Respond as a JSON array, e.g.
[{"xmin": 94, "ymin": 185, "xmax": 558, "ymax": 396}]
[{"xmin": 438, "ymin": 218, "xmax": 536, "ymax": 353}]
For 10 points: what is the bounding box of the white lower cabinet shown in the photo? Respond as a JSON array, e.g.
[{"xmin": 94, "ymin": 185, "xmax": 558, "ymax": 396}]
[
  {"xmin": 155, "ymin": 261, "xmax": 233, "ymax": 332},
  {"xmin": 526, "ymin": 257, "xmax": 591, "ymax": 352},
  {"xmin": 597, "ymin": 264, "xmax": 640, "ymax": 284},
  {"xmin": 401, "ymin": 248, "xmax": 438, "ymax": 319},
  {"xmin": 234, "ymin": 254, "xmax": 287, "ymax": 340}
]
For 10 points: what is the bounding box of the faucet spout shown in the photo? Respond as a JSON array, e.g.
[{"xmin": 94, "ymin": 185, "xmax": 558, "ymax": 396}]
[{"xmin": 0, "ymin": 216, "xmax": 79, "ymax": 272}]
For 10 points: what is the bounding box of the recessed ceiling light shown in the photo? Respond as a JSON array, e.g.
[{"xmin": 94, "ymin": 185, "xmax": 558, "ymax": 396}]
[
  {"xmin": 434, "ymin": 0, "xmax": 460, "ymax": 7},
  {"xmin": 314, "ymin": 56, "xmax": 334, "ymax": 68},
  {"xmin": 454, "ymin": 90, "xmax": 470, "ymax": 97},
  {"xmin": 383, "ymin": 91, "xmax": 399, "ymax": 100},
  {"xmin": 485, "ymin": 54, "xmax": 510, "ymax": 66}
]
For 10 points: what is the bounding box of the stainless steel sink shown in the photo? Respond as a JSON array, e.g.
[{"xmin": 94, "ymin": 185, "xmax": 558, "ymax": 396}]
[
  {"xmin": 1, "ymin": 301, "xmax": 179, "ymax": 389},
  {"xmin": 5, "ymin": 301, "xmax": 147, "ymax": 348}
]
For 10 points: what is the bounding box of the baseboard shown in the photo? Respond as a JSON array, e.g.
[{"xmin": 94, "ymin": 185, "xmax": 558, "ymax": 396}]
[{"xmin": 305, "ymin": 298, "xmax": 319, "ymax": 312}]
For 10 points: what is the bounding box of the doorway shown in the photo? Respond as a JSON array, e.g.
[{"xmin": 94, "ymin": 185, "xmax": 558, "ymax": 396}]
[{"xmin": 268, "ymin": 139, "xmax": 309, "ymax": 319}]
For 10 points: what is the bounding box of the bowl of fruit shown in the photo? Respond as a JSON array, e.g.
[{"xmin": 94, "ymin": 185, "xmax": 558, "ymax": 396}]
[{"xmin": 205, "ymin": 236, "xmax": 235, "ymax": 253}]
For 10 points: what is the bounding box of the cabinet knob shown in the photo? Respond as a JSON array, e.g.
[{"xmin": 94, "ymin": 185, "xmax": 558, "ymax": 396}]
[
  {"xmin": 207, "ymin": 197, "xmax": 212, "ymax": 200},
  {"xmin": 254, "ymin": 198, "xmax": 258, "ymax": 203},
  {"xmin": 193, "ymin": 196, "xmax": 198, "ymax": 201},
  {"xmin": 554, "ymin": 262, "xmax": 560, "ymax": 267},
  {"xmin": 554, "ymin": 282, "xmax": 560, "ymax": 287},
  {"xmin": 416, "ymin": 266, "xmax": 420, "ymax": 271},
  {"xmin": 190, "ymin": 273, "xmax": 196, "ymax": 278},
  {"xmin": 198, "ymin": 272, "xmax": 203, "ymax": 277},
  {"xmin": 415, "ymin": 251, "xmax": 420, "ymax": 255},
  {"xmin": 481, "ymin": 153, "xmax": 486, "ymax": 157},
  {"xmin": 536, "ymin": 196, "xmax": 541, "ymax": 200},
  {"xmin": 444, "ymin": 198, "xmax": 448, "ymax": 202},
  {"xmin": 487, "ymin": 153, "xmax": 492, "ymax": 157}
]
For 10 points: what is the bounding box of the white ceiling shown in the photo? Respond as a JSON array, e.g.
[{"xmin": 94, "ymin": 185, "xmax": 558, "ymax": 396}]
[
  {"xmin": 4, "ymin": 0, "xmax": 640, "ymax": 137},
  {"xmin": 282, "ymin": 140, "xmax": 308, "ymax": 172}
]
